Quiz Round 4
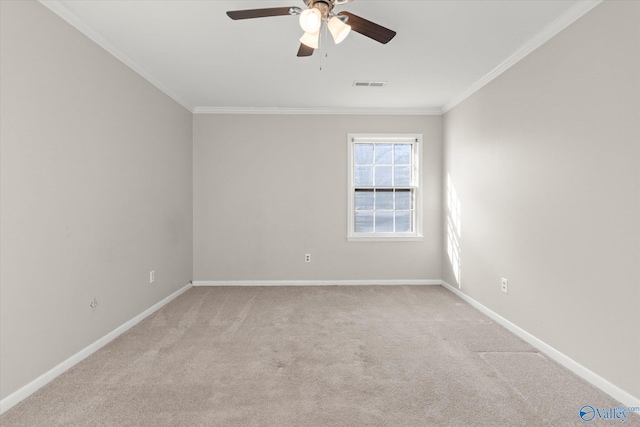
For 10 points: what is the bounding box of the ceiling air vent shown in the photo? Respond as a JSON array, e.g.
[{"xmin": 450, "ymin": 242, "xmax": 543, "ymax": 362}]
[{"xmin": 353, "ymin": 81, "xmax": 387, "ymax": 87}]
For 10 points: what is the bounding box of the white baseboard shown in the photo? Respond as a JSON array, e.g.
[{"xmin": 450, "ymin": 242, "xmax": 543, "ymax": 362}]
[
  {"xmin": 193, "ymin": 279, "xmax": 441, "ymax": 287},
  {"xmin": 0, "ymin": 282, "xmax": 193, "ymax": 415},
  {"xmin": 440, "ymin": 281, "xmax": 640, "ymax": 409}
]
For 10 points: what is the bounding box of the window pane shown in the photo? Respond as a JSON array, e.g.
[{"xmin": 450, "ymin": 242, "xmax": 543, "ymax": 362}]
[
  {"xmin": 354, "ymin": 144, "xmax": 373, "ymax": 165},
  {"xmin": 375, "ymin": 189, "xmax": 393, "ymax": 210},
  {"xmin": 349, "ymin": 135, "xmax": 421, "ymax": 239},
  {"xmin": 395, "ymin": 211, "xmax": 411, "ymax": 232},
  {"xmin": 354, "ymin": 166, "xmax": 373, "ymax": 186},
  {"xmin": 374, "ymin": 166, "xmax": 392, "ymax": 186},
  {"xmin": 355, "ymin": 189, "xmax": 374, "ymax": 210},
  {"xmin": 395, "ymin": 190, "xmax": 412, "ymax": 210},
  {"xmin": 394, "ymin": 166, "xmax": 411, "ymax": 186},
  {"xmin": 375, "ymin": 211, "xmax": 394, "ymax": 232},
  {"xmin": 394, "ymin": 144, "xmax": 411, "ymax": 165},
  {"xmin": 375, "ymin": 144, "xmax": 393, "ymax": 164},
  {"xmin": 355, "ymin": 211, "xmax": 373, "ymax": 233}
]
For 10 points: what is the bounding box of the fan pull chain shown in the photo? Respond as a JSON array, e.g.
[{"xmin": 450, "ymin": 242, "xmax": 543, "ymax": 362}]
[{"xmin": 319, "ymin": 21, "xmax": 329, "ymax": 71}]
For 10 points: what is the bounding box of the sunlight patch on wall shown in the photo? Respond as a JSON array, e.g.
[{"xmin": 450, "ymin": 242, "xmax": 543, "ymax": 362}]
[{"xmin": 447, "ymin": 173, "xmax": 461, "ymax": 287}]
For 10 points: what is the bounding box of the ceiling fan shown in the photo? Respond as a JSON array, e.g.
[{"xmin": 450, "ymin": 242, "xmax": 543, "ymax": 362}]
[{"xmin": 226, "ymin": 0, "xmax": 396, "ymax": 57}]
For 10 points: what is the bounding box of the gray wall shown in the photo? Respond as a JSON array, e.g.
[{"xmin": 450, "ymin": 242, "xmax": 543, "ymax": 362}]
[
  {"xmin": 193, "ymin": 114, "xmax": 442, "ymax": 281},
  {"xmin": 442, "ymin": 0, "xmax": 640, "ymax": 399},
  {"xmin": 0, "ymin": 1, "xmax": 193, "ymax": 400}
]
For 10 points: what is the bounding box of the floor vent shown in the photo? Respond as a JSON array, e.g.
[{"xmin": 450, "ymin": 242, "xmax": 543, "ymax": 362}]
[{"xmin": 353, "ymin": 81, "xmax": 387, "ymax": 87}]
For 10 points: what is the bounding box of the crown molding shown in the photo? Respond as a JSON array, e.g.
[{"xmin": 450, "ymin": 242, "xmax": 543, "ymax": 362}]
[
  {"xmin": 38, "ymin": 0, "xmax": 194, "ymax": 112},
  {"xmin": 192, "ymin": 106, "xmax": 443, "ymax": 116},
  {"xmin": 442, "ymin": 0, "xmax": 603, "ymax": 114}
]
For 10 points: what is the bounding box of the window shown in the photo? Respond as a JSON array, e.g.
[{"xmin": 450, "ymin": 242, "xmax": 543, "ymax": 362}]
[{"xmin": 347, "ymin": 134, "xmax": 423, "ymax": 241}]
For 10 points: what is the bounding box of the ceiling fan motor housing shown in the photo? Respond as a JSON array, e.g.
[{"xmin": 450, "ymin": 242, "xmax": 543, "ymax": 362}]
[{"xmin": 305, "ymin": 0, "xmax": 333, "ymax": 20}]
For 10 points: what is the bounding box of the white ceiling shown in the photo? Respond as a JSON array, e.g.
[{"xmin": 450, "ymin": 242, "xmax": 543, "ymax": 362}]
[{"xmin": 40, "ymin": 0, "xmax": 601, "ymax": 114}]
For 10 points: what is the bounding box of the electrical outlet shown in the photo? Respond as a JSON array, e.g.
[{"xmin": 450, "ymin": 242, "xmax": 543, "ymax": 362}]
[
  {"xmin": 150, "ymin": 270, "xmax": 155, "ymax": 283},
  {"xmin": 305, "ymin": 254, "xmax": 311, "ymax": 263},
  {"xmin": 501, "ymin": 278, "xmax": 508, "ymax": 294},
  {"xmin": 90, "ymin": 298, "xmax": 98, "ymax": 309}
]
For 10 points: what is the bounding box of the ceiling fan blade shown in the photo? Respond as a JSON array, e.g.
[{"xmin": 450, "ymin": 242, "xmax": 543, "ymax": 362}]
[
  {"xmin": 297, "ymin": 43, "xmax": 315, "ymax": 57},
  {"xmin": 227, "ymin": 7, "xmax": 298, "ymax": 20},
  {"xmin": 338, "ymin": 11, "xmax": 396, "ymax": 44}
]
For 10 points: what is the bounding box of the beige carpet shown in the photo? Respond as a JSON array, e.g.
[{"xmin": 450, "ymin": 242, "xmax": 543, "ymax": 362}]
[{"xmin": 1, "ymin": 285, "xmax": 636, "ymax": 426}]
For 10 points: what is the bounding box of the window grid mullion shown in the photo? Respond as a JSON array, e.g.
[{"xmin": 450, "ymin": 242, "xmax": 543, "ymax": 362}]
[
  {"xmin": 373, "ymin": 143, "xmax": 377, "ymax": 233},
  {"xmin": 373, "ymin": 188, "xmax": 377, "ymax": 233}
]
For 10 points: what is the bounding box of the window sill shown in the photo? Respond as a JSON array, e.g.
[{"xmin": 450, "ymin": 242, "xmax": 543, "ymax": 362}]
[{"xmin": 347, "ymin": 235, "xmax": 424, "ymax": 242}]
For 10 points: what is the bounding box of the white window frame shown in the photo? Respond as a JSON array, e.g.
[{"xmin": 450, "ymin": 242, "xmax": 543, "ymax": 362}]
[{"xmin": 347, "ymin": 133, "xmax": 423, "ymax": 242}]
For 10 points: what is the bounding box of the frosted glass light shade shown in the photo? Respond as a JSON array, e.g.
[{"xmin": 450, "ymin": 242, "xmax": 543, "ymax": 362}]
[
  {"xmin": 299, "ymin": 8, "xmax": 322, "ymax": 33},
  {"xmin": 328, "ymin": 16, "xmax": 351, "ymax": 44},
  {"xmin": 299, "ymin": 30, "xmax": 320, "ymax": 49}
]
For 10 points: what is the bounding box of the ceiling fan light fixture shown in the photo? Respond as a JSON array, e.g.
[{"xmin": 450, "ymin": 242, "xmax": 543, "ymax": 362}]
[
  {"xmin": 299, "ymin": 30, "xmax": 320, "ymax": 49},
  {"xmin": 328, "ymin": 16, "xmax": 351, "ymax": 44},
  {"xmin": 299, "ymin": 8, "xmax": 322, "ymax": 33}
]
